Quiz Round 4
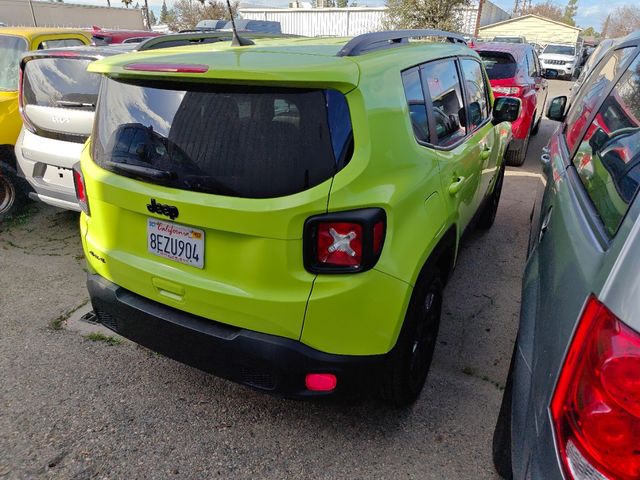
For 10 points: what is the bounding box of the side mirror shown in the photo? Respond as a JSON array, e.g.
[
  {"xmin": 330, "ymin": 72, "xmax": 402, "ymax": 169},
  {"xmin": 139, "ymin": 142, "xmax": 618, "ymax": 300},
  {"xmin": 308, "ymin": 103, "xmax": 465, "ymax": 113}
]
[
  {"xmin": 589, "ymin": 128, "xmax": 609, "ymax": 153},
  {"xmin": 547, "ymin": 96, "xmax": 567, "ymax": 121},
  {"xmin": 544, "ymin": 69, "xmax": 559, "ymax": 79},
  {"xmin": 493, "ymin": 96, "xmax": 521, "ymax": 124}
]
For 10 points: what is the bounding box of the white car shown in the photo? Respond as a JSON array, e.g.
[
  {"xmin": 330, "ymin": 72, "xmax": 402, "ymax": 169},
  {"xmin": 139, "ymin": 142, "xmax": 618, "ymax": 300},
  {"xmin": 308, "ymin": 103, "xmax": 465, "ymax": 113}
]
[{"xmin": 539, "ymin": 43, "xmax": 577, "ymax": 79}]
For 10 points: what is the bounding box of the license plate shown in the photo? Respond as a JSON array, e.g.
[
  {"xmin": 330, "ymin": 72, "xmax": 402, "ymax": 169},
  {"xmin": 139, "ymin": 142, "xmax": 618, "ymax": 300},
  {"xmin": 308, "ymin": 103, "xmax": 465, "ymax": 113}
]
[{"xmin": 147, "ymin": 218, "xmax": 204, "ymax": 268}]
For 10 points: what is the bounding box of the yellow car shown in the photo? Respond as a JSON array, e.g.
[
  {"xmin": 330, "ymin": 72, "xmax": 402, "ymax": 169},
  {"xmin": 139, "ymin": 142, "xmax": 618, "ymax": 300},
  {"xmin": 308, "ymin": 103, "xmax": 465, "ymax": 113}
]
[{"xmin": 0, "ymin": 27, "xmax": 90, "ymax": 220}]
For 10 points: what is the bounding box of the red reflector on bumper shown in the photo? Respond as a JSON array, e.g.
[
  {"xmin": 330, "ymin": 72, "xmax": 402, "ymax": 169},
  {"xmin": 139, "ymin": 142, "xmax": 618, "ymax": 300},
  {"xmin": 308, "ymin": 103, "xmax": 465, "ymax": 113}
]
[{"xmin": 305, "ymin": 373, "xmax": 337, "ymax": 392}]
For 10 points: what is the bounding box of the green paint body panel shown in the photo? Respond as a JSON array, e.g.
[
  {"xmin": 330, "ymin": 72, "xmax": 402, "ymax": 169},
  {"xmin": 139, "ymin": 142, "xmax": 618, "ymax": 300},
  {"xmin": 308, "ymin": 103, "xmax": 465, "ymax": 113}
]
[{"xmin": 81, "ymin": 37, "xmax": 511, "ymax": 356}]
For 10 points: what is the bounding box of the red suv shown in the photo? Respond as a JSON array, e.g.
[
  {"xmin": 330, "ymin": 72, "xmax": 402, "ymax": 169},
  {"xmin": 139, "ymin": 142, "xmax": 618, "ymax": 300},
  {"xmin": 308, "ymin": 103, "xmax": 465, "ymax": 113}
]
[{"xmin": 474, "ymin": 42, "xmax": 548, "ymax": 166}]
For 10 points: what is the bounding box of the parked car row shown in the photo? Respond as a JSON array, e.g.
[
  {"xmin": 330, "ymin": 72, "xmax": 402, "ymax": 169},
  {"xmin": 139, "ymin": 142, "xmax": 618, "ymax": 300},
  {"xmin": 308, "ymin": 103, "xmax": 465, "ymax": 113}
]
[{"xmin": 493, "ymin": 30, "xmax": 640, "ymax": 480}]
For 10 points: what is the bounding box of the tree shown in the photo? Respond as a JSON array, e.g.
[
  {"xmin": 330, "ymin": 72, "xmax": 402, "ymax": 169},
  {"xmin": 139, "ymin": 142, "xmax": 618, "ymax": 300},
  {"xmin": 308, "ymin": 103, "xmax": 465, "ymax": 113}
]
[
  {"xmin": 121, "ymin": 0, "xmax": 132, "ymax": 7},
  {"xmin": 168, "ymin": 0, "xmax": 238, "ymax": 31},
  {"xmin": 384, "ymin": 0, "xmax": 471, "ymax": 31},
  {"xmin": 562, "ymin": 0, "xmax": 577, "ymax": 26},
  {"xmin": 601, "ymin": 14, "xmax": 610, "ymax": 38},
  {"xmin": 604, "ymin": 5, "xmax": 640, "ymax": 38},
  {"xmin": 524, "ymin": 0, "xmax": 564, "ymax": 23},
  {"xmin": 580, "ymin": 26, "xmax": 600, "ymax": 38},
  {"xmin": 160, "ymin": 0, "xmax": 169, "ymax": 23},
  {"xmin": 148, "ymin": 8, "xmax": 157, "ymax": 25}
]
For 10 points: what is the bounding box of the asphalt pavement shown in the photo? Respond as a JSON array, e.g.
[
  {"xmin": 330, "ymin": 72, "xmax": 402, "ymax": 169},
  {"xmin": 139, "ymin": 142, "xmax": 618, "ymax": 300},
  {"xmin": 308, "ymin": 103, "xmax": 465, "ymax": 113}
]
[{"xmin": 0, "ymin": 80, "xmax": 570, "ymax": 480}]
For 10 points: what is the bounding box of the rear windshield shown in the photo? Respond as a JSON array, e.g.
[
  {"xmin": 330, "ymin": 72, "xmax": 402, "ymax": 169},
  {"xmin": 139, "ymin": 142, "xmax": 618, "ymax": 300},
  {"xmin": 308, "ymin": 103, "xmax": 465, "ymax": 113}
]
[
  {"xmin": 478, "ymin": 51, "xmax": 517, "ymax": 80},
  {"xmin": 23, "ymin": 57, "xmax": 100, "ymax": 110},
  {"xmin": 493, "ymin": 37, "xmax": 523, "ymax": 43},
  {"xmin": 93, "ymin": 78, "xmax": 354, "ymax": 198},
  {"xmin": 0, "ymin": 35, "xmax": 28, "ymax": 91},
  {"xmin": 544, "ymin": 45, "xmax": 575, "ymax": 56}
]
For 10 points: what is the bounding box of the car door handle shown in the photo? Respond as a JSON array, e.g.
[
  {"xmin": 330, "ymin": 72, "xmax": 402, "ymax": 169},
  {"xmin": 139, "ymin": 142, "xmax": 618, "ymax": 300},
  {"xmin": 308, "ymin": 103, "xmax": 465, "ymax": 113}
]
[
  {"xmin": 449, "ymin": 176, "xmax": 466, "ymax": 195},
  {"xmin": 480, "ymin": 146, "xmax": 491, "ymax": 160},
  {"xmin": 539, "ymin": 207, "xmax": 553, "ymax": 241}
]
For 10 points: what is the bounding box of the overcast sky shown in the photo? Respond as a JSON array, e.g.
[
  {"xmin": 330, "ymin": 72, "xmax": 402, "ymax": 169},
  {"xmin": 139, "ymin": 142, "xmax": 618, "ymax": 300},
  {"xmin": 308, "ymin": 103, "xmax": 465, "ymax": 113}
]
[{"xmin": 63, "ymin": 0, "xmax": 613, "ymax": 30}]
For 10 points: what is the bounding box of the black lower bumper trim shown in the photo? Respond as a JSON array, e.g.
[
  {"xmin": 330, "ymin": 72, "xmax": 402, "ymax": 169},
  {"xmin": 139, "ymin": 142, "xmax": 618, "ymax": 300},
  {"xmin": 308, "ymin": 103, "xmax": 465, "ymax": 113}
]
[{"xmin": 87, "ymin": 274, "xmax": 386, "ymax": 397}]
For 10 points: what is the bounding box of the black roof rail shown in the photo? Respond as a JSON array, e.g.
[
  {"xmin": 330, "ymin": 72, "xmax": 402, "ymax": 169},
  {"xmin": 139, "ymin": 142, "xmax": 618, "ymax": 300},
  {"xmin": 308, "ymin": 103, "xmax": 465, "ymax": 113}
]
[
  {"xmin": 337, "ymin": 29, "xmax": 467, "ymax": 57},
  {"xmin": 137, "ymin": 31, "xmax": 298, "ymax": 51}
]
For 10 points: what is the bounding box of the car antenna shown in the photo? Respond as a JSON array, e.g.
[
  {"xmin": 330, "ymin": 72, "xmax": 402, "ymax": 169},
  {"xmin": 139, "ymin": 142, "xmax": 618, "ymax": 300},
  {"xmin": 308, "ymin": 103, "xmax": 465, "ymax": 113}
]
[{"xmin": 226, "ymin": 0, "xmax": 254, "ymax": 47}]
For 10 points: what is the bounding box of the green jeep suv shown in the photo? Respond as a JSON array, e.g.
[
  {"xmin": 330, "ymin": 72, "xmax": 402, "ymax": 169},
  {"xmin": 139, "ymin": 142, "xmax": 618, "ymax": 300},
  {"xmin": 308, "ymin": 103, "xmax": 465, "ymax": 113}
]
[{"xmin": 77, "ymin": 30, "xmax": 519, "ymax": 405}]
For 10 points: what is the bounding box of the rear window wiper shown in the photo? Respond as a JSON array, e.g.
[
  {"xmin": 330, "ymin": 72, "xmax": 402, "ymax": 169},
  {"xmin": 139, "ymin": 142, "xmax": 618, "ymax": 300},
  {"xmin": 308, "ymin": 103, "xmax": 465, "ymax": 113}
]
[
  {"xmin": 56, "ymin": 100, "xmax": 96, "ymax": 108},
  {"xmin": 105, "ymin": 160, "xmax": 176, "ymax": 180},
  {"xmin": 181, "ymin": 174, "xmax": 239, "ymax": 196}
]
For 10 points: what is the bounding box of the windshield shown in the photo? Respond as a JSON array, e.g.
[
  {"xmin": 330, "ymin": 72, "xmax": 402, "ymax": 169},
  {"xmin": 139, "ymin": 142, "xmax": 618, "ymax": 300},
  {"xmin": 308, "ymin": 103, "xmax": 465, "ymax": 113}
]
[
  {"xmin": 0, "ymin": 35, "xmax": 28, "ymax": 91},
  {"xmin": 543, "ymin": 44, "xmax": 575, "ymax": 56},
  {"xmin": 23, "ymin": 57, "xmax": 100, "ymax": 110},
  {"xmin": 93, "ymin": 78, "xmax": 354, "ymax": 199},
  {"xmin": 478, "ymin": 51, "xmax": 517, "ymax": 79}
]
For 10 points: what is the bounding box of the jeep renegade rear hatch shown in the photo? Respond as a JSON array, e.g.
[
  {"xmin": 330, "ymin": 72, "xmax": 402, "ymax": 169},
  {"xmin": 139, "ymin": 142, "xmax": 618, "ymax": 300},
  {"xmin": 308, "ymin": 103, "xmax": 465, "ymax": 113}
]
[{"xmin": 93, "ymin": 78, "xmax": 353, "ymax": 198}]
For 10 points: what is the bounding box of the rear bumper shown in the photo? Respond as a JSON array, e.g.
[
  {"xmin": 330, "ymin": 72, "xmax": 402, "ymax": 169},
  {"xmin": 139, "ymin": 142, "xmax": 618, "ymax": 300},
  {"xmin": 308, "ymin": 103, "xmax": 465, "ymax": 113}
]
[
  {"xmin": 87, "ymin": 274, "xmax": 386, "ymax": 397},
  {"xmin": 15, "ymin": 129, "xmax": 82, "ymax": 211}
]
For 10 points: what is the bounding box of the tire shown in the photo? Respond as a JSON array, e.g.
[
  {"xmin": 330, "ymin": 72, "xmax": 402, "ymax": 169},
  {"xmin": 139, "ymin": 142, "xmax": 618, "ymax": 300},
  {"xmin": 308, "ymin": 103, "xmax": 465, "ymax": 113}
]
[
  {"xmin": 478, "ymin": 164, "xmax": 505, "ymax": 230},
  {"xmin": 380, "ymin": 269, "xmax": 444, "ymax": 407},
  {"xmin": 493, "ymin": 345, "xmax": 516, "ymax": 479},
  {"xmin": 505, "ymin": 133, "xmax": 529, "ymax": 167},
  {"xmin": 0, "ymin": 162, "xmax": 27, "ymax": 222}
]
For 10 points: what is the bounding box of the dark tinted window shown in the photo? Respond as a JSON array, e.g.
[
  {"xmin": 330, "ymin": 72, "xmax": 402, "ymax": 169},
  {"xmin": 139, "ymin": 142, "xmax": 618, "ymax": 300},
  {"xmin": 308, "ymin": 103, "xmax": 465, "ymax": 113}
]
[
  {"xmin": 565, "ymin": 47, "xmax": 636, "ymax": 152},
  {"xmin": 460, "ymin": 58, "xmax": 489, "ymax": 130},
  {"xmin": 422, "ymin": 60, "xmax": 466, "ymax": 147},
  {"xmin": 0, "ymin": 35, "xmax": 28, "ymax": 91},
  {"xmin": 23, "ymin": 57, "xmax": 100, "ymax": 110},
  {"xmin": 478, "ymin": 51, "xmax": 517, "ymax": 80},
  {"xmin": 526, "ymin": 50, "xmax": 536, "ymax": 76},
  {"xmin": 573, "ymin": 54, "xmax": 640, "ymax": 236},
  {"xmin": 93, "ymin": 79, "xmax": 353, "ymax": 199},
  {"xmin": 402, "ymin": 67, "xmax": 429, "ymax": 143}
]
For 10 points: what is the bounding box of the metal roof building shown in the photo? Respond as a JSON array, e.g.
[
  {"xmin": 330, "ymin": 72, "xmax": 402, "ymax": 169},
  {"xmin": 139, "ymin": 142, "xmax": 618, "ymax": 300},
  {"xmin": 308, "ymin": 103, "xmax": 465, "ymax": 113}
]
[
  {"xmin": 239, "ymin": 2, "xmax": 510, "ymax": 37},
  {"xmin": 0, "ymin": 0, "xmax": 144, "ymax": 29}
]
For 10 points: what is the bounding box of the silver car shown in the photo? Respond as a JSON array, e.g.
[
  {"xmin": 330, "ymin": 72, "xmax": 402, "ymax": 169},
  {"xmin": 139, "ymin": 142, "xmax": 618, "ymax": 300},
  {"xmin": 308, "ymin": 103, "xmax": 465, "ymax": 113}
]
[
  {"xmin": 493, "ymin": 30, "xmax": 640, "ymax": 479},
  {"xmin": 16, "ymin": 45, "xmax": 134, "ymax": 211}
]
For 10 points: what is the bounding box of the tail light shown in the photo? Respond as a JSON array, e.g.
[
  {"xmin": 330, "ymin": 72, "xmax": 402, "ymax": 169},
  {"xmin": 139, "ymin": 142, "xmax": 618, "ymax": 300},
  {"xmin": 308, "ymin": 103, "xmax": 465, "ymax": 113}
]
[
  {"xmin": 72, "ymin": 163, "xmax": 90, "ymax": 216},
  {"xmin": 551, "ymin": 295, "xmax": 640, "ymax": 480},
  {"xmin": 17, "ymin": 63, "xmax": 37, "ymax": 134},
  {"xmin": 493, "ymin": 86, "xmax": 523, "ymax": 96},
  {"xmin": 303, "ymin": 208, "xmax": 385, "ymax": 273}
]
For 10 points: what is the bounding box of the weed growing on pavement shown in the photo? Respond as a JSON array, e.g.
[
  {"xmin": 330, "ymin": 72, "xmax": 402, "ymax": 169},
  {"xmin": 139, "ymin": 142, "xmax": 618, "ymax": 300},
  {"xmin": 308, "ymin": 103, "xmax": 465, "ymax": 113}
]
[
  {"xmin": 86, "ymin": 332, "xmax": 122, "ymax": 346},
  {"xmin": 48, "ymin": 299, "xmax": 90, "ymax": 330}
]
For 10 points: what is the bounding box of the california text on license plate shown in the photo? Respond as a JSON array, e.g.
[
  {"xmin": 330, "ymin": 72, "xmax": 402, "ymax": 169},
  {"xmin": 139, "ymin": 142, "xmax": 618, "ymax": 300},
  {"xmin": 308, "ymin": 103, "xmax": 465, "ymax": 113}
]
[{"xmin": 147, "ymin": 218, "xmax": 204, "ymax": 268}]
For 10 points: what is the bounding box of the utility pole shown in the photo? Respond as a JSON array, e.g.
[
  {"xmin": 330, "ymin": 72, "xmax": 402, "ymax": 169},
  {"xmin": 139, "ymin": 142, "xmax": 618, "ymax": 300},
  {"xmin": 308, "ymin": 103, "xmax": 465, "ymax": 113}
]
[
  {"xmin": 28, "ymin": 0, "xmax": 38, "ymax": 26},
  {"xmin": 143, "ymin": 0, "xmax": 151, "ymax": 28}
]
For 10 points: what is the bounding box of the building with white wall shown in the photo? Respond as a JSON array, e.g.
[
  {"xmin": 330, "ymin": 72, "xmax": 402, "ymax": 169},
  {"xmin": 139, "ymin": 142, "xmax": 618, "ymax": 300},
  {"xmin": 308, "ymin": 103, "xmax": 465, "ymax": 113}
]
[{"xmin": 240, "ymin": 1, "xmax": 510, "ymax": 37}]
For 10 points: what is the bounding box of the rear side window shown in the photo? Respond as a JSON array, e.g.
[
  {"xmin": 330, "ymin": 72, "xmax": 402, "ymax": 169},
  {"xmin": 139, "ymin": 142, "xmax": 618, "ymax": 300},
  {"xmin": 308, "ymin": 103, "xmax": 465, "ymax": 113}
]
[
  {"xmin": 478, "ymin": 51, "xmax": 516, "ymax": 80},
  {"xmin": 402, "ymin": 67, "xmax": 429, "ymax": 143},
  {"xmin": 23, "ymin": 57, "xmax": 100, "ymax": 110},
  {"xmin": 38, "ymin": 38, "xmax": 85, "ymax": 49},
  {"xmin": 565, "ymin": 47, "xmax": 636, "ymax": 152},
  {"xmin": 460, "ymin": 58, "xmax": 489, "ymax": 130},
  {"xmin": 572, "ymin": 53, "xmax": 640, "ymax": 236},
  {"xmin": 93, "ymin": 79, "xmax": 353, "ymax": 199},
  {"xmin": 422, "ymin": 59, "xmax": 466, "ymax": 147}
]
